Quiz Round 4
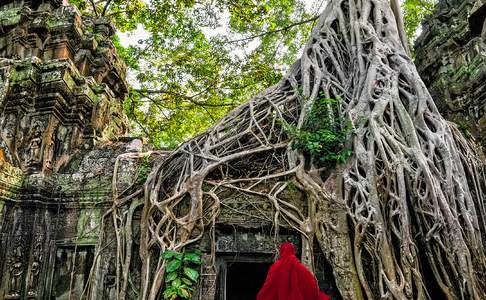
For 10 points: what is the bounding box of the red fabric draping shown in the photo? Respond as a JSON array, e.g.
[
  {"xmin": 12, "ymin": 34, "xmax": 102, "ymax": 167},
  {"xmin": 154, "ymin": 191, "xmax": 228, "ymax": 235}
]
[{"xmin": 257, "ymin": 242, "xmax": 331, "ymax": 300}]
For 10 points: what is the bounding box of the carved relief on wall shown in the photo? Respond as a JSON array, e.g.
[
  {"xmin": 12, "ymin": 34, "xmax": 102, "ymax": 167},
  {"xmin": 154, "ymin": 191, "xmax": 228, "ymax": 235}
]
[
  {"xmin": 216, "ymin": 235, "xmax": 235, "ymax": 252},
  {"xmin": 0, "ymin": 111, "xmax": 77, "ymax": 171},
  {"xmin": 52, "ymin": 124, "xmax": 74, "ymax": 170},
  {"xmin": 217, "ymin": 193, "xmax": 275, "ymax": 227},
  {"xmin": 42, "ymin": 118, "xmax": 60, "ymax": 172},
  {"xmin": 0, "ymin": 113, "xmax": 19, "ymax": 164},
  {"xmin": 44, "ymin": 137, "xmax": 55, "ymax": 171},
  {"xmin": 55, "ymin": 125, "xmax": 72, "ymax": 157},
  {"xmin": 0, "ymin": 110, "xmax": 82, "ymax": 171},
  {"xmin": 6, "ymin": 116, "xmax": 64, "ymax": 172},
  {"xmin": 27, "ymin": 232, "xmax": 44, "ymax": 298},
  {"xmin": 215, "ymin": 231, "xmax": 300, "ymax": 254},
  {"xmin": 25, "ymin": 119, "xmax": 45, "ymax": 166},
  {"xmin": 7, "ymin": 232, "xmax": 25, "ymax": 299},
  {"xmin": 0, "ymin": 65, "xmax": 11, "ymax": 108}
]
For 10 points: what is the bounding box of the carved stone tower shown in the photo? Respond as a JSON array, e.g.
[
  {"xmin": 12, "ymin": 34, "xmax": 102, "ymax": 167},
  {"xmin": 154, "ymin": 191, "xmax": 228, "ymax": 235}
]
[
  {"xmin": 0, "ymin": 0, "xmax": 128, "ymax": 173},
  {"xmin": 0, "ymin": 0, "xmax": 132, "ymax": 299}
]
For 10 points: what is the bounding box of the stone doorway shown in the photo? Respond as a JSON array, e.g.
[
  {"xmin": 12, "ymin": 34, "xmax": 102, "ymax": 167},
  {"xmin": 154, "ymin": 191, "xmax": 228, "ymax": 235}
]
[
  {"xmin": 45, "ymin": 243, "xmax": 95, "ymax": 300},
  {"xmin": 216, "ymin": 256, "xmax": 272, "ymax": 300},
  {"xmin": 226, "ymin": 261, "xmax": 271, "ymax": 300}
]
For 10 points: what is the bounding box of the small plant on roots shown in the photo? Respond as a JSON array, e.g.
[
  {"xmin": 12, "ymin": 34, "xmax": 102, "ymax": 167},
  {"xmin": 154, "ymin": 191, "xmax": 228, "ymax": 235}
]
[
  {"xmin": 162, "ymin": 250, "xmax": 203, "ymax": 300},
  {"xmin": 285, "ymin": 92, "xmax": 353, "ymax": 164}
]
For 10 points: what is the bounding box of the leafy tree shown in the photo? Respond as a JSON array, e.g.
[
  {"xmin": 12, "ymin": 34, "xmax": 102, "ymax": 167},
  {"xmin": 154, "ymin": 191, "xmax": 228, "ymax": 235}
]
[
  {"xmin": 402, "ymin": 0, "xmax": 436, "ymax": 42},
  {"xmin": 71, "ymin": 0, "xmax": 436, "ymax": 148},
  {"xmin": 70, "ymin": 0, "xmax": 323, "ymax": 147},
  {"xmin": 70, "ymin": 0, "xmax": 145, "ymax": 30}
]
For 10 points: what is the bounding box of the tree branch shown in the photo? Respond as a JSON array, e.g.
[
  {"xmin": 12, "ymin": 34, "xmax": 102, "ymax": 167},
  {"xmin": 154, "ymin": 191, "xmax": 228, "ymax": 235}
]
[
  {"xmin": 90, "ymin": 0, "xmax": 98, "ymax": 16},
  {"xmin": 390, "ymin": 0, "xmax": 411, "ymax": 55},
  {"xmin": 226, "ymin": 15, "xmax": 320, "ymax": 44},
  {"xmin": 101, "ymin": 0, "xmax": 114, "ymax": 16},
  {"xmin": 133, "ymin": 89, "xmax": 235, "ymax": 107}
]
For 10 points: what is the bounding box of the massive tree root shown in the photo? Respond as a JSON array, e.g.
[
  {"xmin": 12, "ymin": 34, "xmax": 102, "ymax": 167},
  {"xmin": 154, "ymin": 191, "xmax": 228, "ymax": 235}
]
[{"xmin": 91, "ymin": 0, "xmax": 486, "ymax": 299}]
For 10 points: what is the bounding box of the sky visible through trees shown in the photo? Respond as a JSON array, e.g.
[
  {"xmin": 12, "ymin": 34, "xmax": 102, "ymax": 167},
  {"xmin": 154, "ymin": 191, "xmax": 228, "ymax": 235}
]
[{"xmin": 71, "ymin": 0, "xmax": 436, "ymax": 148}]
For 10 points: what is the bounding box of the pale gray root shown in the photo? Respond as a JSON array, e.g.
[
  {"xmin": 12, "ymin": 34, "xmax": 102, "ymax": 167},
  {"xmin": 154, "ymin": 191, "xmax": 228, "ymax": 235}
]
[
  {"xmin": 81, "ymin": 151, "xmax": 157, "ymax": 300},
  {"xmin": 83, "ymin": 0, "xmax": 486, "ymax": 299}
]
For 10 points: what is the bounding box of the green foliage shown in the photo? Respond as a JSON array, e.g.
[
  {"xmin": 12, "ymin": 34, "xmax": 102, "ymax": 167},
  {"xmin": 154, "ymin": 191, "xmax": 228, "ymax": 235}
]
[
  {"xmin": 402, "ymin": 0, "xmax": 436, "ymax": 43},
  {"xmin": 285, "ymin": 93, "xmax": 353, "ymax": 164},
  {"xmin": 457, "ymin": 122, "xmax": 472, "ymax": 139},
  {"xmin": 162, "ymin": 249, "xmax": 203, "ymax": 300},
  {"xmin": 286, "ymin": 180, "xmax": 299, "ymax": 192},
  {"xmin": 71, "ymin": 0, "xmax": 321, "ymax": 148},
  {"xmin": 69, "ymin": 0, "xmax": 438, "ymax": 148},
  {"xmin": 70, "ymin": 0, "xmax": 89, "ymax": 11},
  {"xmin": 70, "ymin": 0, "xmax": 146, "ymax": 31}
]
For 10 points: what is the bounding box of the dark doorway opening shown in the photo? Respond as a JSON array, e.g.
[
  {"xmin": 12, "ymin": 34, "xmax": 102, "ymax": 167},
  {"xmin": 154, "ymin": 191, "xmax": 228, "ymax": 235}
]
[
  {"xmin": 226, "ymin": 262, "xmax": 271, "ymax": 300},
  {"xmin": 49, "ymin": 245, "xmax": 95, "ymax": 300}
]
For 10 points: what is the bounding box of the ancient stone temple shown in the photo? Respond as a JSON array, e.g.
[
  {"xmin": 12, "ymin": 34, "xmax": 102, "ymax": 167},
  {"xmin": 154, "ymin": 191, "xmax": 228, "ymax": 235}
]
[
  {"xmin": 0, "ymin": 0, "xmax": 132, "ymax": 298},
  {"xmin": 0, "ymin": 0, "xmax": 483, "ymax": 299},
  {"xmin": 0, "ymin": 1, "xmax": 339, "ymax": 299},
  {"xmin": 415, "ymin": 0, "xmax": 486, "ymax": 150}
]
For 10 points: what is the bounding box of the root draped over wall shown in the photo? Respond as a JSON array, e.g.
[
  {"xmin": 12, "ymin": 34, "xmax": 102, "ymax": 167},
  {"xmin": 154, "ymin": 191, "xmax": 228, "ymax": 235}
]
[{"xmin": 87, "ymin": 0, "xmax": 486, "ymax": 299}]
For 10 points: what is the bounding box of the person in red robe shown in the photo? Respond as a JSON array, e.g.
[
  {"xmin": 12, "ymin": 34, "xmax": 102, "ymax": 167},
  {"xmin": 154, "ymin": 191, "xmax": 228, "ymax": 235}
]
[{"xmin": 257, "ymin": 242, "xmax": 331, "ymax": 300}]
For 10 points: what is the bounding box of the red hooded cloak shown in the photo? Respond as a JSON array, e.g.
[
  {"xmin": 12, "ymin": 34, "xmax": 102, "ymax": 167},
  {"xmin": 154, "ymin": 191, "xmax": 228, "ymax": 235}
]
[{"xmin": 256, "ymin": 242, "xmax": 330, "ymax": 300}]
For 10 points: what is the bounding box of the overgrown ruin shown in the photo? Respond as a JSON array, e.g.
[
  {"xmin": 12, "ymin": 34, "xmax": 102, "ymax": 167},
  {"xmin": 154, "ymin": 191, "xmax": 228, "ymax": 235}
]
[
  {"xmin": 415, "ymin": 0, "xmax": 486, "ymax": 149},
  {"xmin": 0, "ymin": 0, "xmax": 485, "ymax": 299},
  {"xmin": 0, "ymin": 0, "xmax": 133, "ymax": 298}
]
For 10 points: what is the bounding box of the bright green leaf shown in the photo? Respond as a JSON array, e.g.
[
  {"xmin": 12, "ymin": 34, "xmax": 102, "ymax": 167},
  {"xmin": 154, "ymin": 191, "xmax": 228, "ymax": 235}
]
[
  {"xmin": 183, "ymin": 267, "xmax": 199, "ymax": 282},
  {"xmin": 163, "ymin": 250, "xmax": 183, "ymax": 260},
  {"xmin": 165, "ymin": 260, "xmax": 182, "ymax": 273}
]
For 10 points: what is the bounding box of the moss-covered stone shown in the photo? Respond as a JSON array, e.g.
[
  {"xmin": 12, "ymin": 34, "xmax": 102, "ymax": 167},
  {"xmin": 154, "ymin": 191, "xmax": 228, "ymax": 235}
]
[
  {"xmin": 415, "ymin": 0, "xmax": 486, "ymax": 151},
  {"xmin": 0, "ymin": 7, "xmax": 22, "ymax": 27}
]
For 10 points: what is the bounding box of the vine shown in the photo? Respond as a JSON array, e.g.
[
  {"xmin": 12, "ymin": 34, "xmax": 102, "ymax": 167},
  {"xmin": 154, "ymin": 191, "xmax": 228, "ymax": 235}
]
[{"xmin": 162, "ymin": 250, "xmax": 203, "ymax": 300}]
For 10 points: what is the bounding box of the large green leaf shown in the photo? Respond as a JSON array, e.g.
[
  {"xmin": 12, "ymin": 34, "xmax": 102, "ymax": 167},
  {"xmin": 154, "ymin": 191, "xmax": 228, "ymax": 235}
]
[
  {"xmin": 163, "ymin": 250, "xmax": 183, "ymax": 260},
  {"xmin": 183, "ymin": 267, "xmax": 199, "ymax": 282},
  {"xmin": 171, "ymin": 278, "xmax": 182, "ymax": 288},
  {"xmin": 183, "ymin": 252, "xmax": 202, "ymax": 264},
  {"xmin": 177, "ymin": 287, "xmax": 191, "ymax": 299},
  {"xmin": 165, "ymin": 271, "xmax": 178, "ymax": 282},
  {"xmin": 165, "ymin": 260, "xmax": 182, "ymax": 273},
  {"xmin": 163, "ymin": 286, "xmax": 177, "ymax": 299}
]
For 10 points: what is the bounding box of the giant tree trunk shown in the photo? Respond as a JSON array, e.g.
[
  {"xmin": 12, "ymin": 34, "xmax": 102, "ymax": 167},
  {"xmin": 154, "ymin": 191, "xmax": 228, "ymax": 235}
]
[{"xmin": 108, "ymin": 0, "xmax": 486, "ymax": 299}]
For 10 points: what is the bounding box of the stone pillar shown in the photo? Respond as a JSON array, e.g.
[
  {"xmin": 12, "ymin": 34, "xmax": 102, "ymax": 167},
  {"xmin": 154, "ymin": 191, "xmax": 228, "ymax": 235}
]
[{"xmin": 195, "ymin": 255, "xmax": 217, "ymax": 300}]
